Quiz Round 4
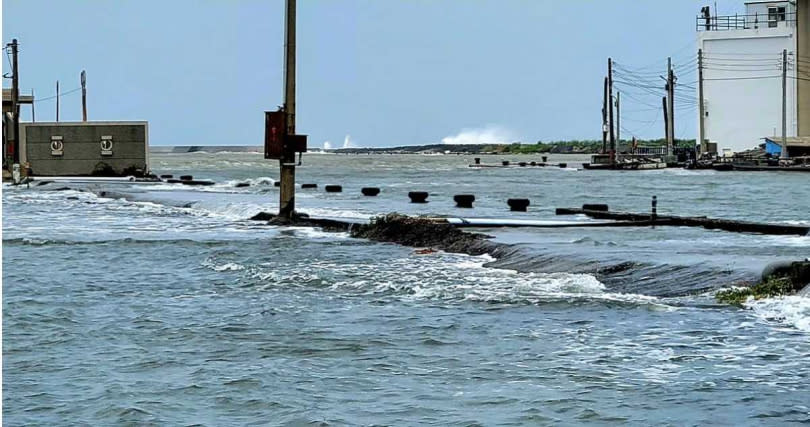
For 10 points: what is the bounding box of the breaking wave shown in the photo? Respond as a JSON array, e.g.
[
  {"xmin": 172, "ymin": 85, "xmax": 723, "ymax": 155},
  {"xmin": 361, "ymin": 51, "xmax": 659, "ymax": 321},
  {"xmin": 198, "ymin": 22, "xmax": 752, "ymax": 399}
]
[{"xmin": 746, "ymin": 294, "xmax": 810, "ymax": 332}]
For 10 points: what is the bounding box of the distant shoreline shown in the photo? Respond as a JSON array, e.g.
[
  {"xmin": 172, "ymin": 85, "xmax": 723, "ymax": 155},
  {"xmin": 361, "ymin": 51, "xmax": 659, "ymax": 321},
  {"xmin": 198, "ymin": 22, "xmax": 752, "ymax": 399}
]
[{"xmin": 152, "ymin": 140, "xmax": 693, "ymax": 155}]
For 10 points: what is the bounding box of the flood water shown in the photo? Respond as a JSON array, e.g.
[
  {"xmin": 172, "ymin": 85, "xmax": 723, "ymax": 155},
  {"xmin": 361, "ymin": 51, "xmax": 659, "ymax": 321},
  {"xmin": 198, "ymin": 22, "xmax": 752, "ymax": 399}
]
[{"xmin": 3, "ymin": 152, "xmax": 809, "ymax": 425}]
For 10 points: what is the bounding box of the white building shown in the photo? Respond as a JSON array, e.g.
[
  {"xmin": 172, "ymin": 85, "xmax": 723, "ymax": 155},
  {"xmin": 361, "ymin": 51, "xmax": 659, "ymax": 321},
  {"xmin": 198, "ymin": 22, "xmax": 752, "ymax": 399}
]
[{"xmin": 697, "ymin": 0, "xmax": 810, "ymax": 154}]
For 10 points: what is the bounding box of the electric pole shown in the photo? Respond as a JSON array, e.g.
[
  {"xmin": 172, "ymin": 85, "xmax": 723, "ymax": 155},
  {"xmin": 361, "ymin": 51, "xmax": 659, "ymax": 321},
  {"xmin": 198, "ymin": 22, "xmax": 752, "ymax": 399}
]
[
  {"xmin": 56, "ymin": 80, "xmax": 60, "ymax": 122},
  {"xmin": 10, "ymin": 39, "xmax": 19, "ymax": 166},
  {"xmin": 602, "ymin": 77, "xmax": 608, "ymax": 154},
  {"xmin": 662, "ymin": 96, "xmax": 669, "ymax": 143},
  {"xmin": 608, "ymin": 58, "xmax": 615, "ymax": 162},
  {"xmin": 698, "ymin": 49, "xmax": 706, "ymax": 155},
  {"xmin": 666, "ymin": 57, "xmax": 675, "ymax": 157},
  {"xmin": 615, "ymin": 91, "xmax": 621, "ymax": 146},
  {"xmin": 279, "ymin": 0, "xmax": 297, "ymax": 219},
  {"xmin": 81, "ymin": 70, "xmax": 87, "ymax": 121},
  {"xmin": 782, "ymin": 49, "xmax": 788, "ymax": 159},
  {"xmin": 31, "ymin": 89, "xmax": 35, "ymax": 122}
]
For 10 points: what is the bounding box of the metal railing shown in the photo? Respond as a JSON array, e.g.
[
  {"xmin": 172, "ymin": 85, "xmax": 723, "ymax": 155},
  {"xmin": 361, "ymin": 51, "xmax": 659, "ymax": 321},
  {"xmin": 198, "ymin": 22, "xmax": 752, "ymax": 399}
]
[
  {"xmin": 696, "ymin": 12, "xmax": 796, "ymax": 31},
  {"xmin": 616, "ymin": 145, "xmax": 668, "ymax": 155}
]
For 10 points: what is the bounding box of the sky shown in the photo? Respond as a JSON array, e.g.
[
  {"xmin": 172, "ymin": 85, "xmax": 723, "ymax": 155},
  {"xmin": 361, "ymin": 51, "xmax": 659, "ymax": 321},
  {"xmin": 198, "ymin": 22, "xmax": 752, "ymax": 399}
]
[{"xmin": 2, "ymin": 0, "xmax": 747, "ymax": 147}]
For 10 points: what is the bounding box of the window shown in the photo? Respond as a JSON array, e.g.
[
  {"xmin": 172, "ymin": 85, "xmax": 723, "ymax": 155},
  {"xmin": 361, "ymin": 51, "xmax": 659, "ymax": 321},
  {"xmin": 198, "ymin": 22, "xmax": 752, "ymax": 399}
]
[{"xmin": 768, "ymin": 6, "xmax": 786, "ymax": 28}]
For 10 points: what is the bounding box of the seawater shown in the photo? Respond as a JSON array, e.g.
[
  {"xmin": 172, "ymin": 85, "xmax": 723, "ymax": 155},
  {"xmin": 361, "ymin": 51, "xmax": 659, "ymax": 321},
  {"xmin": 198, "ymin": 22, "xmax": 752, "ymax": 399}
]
[{"xmin": 3, "ymin": 152, "xmax": 809, "ymax": 425}]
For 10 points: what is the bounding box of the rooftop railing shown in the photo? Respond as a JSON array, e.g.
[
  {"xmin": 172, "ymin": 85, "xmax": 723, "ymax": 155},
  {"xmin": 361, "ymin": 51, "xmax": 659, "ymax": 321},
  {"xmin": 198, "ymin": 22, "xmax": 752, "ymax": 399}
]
[{"xmin": 696, "ymin": 12, "xmax": 796, "ymax": 31}]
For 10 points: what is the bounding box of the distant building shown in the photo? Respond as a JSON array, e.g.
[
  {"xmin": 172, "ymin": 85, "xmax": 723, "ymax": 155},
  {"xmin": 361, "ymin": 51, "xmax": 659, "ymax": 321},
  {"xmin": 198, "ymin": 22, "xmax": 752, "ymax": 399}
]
[
  {"xmin": 696, "ymin": 0, "xmax": 810, "ymax": 154},
  {"xmin": 763, "ymin": 135, "xmax": 810, "ymax": 156}
]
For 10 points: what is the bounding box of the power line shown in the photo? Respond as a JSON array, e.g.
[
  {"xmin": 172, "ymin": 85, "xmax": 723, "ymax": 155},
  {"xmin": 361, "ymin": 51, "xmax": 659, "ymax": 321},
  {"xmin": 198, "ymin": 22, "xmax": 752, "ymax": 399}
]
[
  {"xmin": 34, "ymin": 87, "xmax": 81, "ymax": 102},
  {"xmin": 704, "ymin": 75, "xmax": 780, "ymax": 81}
]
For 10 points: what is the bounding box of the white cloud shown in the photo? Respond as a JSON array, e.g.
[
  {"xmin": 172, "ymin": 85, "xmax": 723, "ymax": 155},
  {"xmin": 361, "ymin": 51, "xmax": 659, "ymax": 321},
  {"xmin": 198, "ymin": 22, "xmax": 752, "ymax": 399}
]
[{"xmin": 441, "ymin": 125, "xmax": 516, "ymax": 145}]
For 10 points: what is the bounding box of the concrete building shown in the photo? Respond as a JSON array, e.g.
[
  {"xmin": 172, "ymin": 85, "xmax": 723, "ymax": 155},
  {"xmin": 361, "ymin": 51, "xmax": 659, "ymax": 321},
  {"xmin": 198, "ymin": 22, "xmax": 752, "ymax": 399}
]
[
  {"xmin": 764, "ymin": 135, "xmax": 810, "ymax": 156},
  {"xmin": 697, "ymin": 0, "xmax": 810, "ymax": 154},
  {"xmin": 19, "ymin": 121, "xmax": 149, "ymax": 176}
]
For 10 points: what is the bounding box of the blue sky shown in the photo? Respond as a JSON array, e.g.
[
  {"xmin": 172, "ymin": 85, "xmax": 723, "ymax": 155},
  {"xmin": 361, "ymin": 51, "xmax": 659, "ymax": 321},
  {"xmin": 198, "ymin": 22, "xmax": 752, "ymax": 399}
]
[{"xmin": 3, "ymin": 1, "xmax": 744, "ymax": 147}]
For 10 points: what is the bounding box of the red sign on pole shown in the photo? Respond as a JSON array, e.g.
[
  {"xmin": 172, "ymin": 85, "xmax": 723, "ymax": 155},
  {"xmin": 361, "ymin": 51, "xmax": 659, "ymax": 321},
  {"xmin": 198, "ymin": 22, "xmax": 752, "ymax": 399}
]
[{"xmin": 264, "ymin": 110, "xmax": 287, "ymax": 159}]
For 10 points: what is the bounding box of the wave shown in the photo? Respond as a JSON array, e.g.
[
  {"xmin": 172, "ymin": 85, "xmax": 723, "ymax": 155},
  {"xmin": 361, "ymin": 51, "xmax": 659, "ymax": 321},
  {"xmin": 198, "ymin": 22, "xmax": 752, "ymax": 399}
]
[
  {"xmin": 217, "ymin": 177, "xmax": 276, "ymax": 188},
  {"xmin": 745, "ymin": 294, "xmax": 810, "ymax": 332},
  {"xmin": 484, "ymin": 245, "xmax": 757, "ymax": 298}
]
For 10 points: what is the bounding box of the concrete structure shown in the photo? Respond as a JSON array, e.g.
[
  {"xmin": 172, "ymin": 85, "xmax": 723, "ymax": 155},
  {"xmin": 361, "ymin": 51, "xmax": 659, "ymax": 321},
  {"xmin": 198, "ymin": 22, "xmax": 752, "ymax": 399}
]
[
  {"xmin": 697, "ymin": 0, "xmax": 810, "ymax": 154},
  {"xmin": 2, "ymin": 88, "xmax": 34, "ymax": 113},
  {"xmin": 764, "ymin": 135, "xmax": 810, "ymax": 156},
  {"xmin": 3, "ymin": 89, "xmax": 35, "ymax": 169},
  {"xmin": 19, "ymin": 121, "xmax": 148, "ymax": 176}
]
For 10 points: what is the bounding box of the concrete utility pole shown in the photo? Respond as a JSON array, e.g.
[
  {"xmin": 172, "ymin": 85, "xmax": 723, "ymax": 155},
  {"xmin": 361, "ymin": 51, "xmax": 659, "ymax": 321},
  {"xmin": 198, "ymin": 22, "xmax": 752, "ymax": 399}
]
[
  {"xmin": 279, "ymin": 0, "xmax": 297, "ymax": 218},
  {"xmin": 698, "ymin": 49, "xmax": 706, "ymax": 155},
  {"xmin": 56, "ymin": 80, "xmax": 60, "ymax": 122},
  {"xmin": 662, "ymin": 96, "xmax": 669, "ymax": 142},
  {"xmin": 602, "ymin": 77, "xmax": 608, "ymax": 154},
  {"xmin": 81, "ymin": 70, "xmax": 87, "ymax": 121},
  {"xmin": 10, "ymin": 39, "xmax": 19, "ymax": 165},
  {"xmin": 782, "ymin": 49, "xmax": 788, "ymax": 159},
  {"xmin": 666, "ymin": 57, "xmax": 675, "ymax": 156},
  {"xmin": 608, "ymin": 58, "xmax": 615, "ymax": 161},
  {"xmin": 615, "ymin": 91, "xmax": 621, "ymax": 146}
]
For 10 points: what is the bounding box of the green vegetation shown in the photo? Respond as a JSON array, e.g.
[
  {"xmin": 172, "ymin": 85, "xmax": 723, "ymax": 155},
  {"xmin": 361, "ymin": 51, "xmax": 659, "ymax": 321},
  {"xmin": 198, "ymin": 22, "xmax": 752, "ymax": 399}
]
[{"xmin": 715, "ymin": 277, "xmax": 796, "ymax": 306}]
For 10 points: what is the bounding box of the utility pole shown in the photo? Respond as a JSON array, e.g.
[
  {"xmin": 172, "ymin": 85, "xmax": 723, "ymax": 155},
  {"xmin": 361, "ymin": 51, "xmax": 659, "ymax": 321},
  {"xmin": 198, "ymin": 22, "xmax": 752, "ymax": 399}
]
[
  {"xmin": 615, "ymin": 91, "xmax": 621, "ymax": 146},
  {"xmin": 662, "ymin": 96, "xmax": 669, "ymax": 143},
  {"xmin": 81, "ymin": 70, "xmax": 87, "ymax": 121},
  {"xmin": 10, "ymin": 39, "xmax": 19, "ymax": 166},
  {"xmin": 782, "ymin": 48, "xmax": 788, "ymax": 159},
  {"xmin": 608, "ymin": 58, "xmax": 615, "ymax": 162},
  {"xmin": 698, "ymin": 49, "xmax": 706, "ymax": 155},
  {"xmin": 31, "ymin": 89, "xmax": 35, "ymax": 122},
  {"xmin": 666, "ymin": 57, "xmax": 675, "ymax": 156},
  {"xmin": 602, "ymin": 77, "xmax": 608, "ymax": 154},
  {"xmin": 56, "ymin": 80, "xmax": 60, "ymax": 122},
  {"xmin": 279, "ymin": 0, "xmax": 297, "ymax": 219}
]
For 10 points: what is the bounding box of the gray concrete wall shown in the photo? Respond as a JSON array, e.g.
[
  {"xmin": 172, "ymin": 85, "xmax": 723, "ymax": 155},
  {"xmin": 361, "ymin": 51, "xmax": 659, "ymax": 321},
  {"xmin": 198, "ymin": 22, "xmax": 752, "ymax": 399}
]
[
  {"xmin": 800, "ymin": 0, "xmax": 810, "ymax": 136},
  {"xmin": 20, "ymin": 121, "xmax": 148, "ymax": 176}
]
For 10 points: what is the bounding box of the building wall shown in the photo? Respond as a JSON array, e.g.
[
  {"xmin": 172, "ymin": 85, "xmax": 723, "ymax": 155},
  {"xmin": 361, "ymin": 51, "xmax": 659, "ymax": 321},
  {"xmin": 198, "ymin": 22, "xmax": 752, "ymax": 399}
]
[
  {"xmin": 20, "ymin": 121, "xmax": 148, "ymax": 176},
  {"xmin": 745, "ymin": 1, "xmax": 796, "ymax": 28},
  {"xmin": 698, "ymin": 28, "xmax": 797, "ymax": 153},
  {"xmin": 798, "ymin": 0, "xmax": 810, "ymax": 135}
]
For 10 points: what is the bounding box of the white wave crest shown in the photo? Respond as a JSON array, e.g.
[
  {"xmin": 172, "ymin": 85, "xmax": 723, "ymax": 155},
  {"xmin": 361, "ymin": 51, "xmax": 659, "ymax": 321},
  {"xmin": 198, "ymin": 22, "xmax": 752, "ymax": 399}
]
[{"xmin": 746, "ymin": 294, "xmax": 810, "ymax": 332}]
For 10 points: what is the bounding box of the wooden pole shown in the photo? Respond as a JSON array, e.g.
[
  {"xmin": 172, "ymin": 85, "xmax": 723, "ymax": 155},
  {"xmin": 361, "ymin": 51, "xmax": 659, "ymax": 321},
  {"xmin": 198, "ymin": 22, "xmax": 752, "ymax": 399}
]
[
  {"xmin": 608, "ymin": 58, "xmax": 615, "ymax": 162},
  {"xmin": 279, "ymin": 0, "xmax": 297, "ymax": 219},
  {"xmin": 56, "ymin": 80, "xmax": 60, "ymax": 122},
  {"xmin": 31, "ymin": 89, "xmax": 35, "ymax": 122},
  {"xmin": 698, "ymin": 49, "xmax": 706, "ymax": 155},
  {"xmin": 782, "ymin": 49, "xmax": 788, "ymax": 159},
  {"xmin": 81, "ymin": 70, "xmax": 87, "ymax": 121}
]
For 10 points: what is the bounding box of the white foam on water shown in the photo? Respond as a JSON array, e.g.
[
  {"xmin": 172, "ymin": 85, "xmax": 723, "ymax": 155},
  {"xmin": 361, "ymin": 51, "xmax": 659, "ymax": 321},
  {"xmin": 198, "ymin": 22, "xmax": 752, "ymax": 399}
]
[
  {"xmin": 217, "ymin": 177, "xmax": 276, "ymax": 188},
  {"xmin": 745, "ymin": 294, "xmax": 810, "ymax": 332},
  {"xmin": 201, "ymin": 260, "xmax": 246, "ymax": 272},
  {"xmin": 297, "ymin": 207, "xmax": 374, "ymax": 220},
  {"xmin": 323, "ymin": 252, "xmax": 665, "ymax": 307}
]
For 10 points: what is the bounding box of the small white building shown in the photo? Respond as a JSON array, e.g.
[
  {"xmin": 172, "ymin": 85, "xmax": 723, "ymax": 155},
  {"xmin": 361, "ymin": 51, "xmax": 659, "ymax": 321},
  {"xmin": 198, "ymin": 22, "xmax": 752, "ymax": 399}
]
[{"xmin": 697, "ymin": 0, "xmax": 810, "ymax": 154}]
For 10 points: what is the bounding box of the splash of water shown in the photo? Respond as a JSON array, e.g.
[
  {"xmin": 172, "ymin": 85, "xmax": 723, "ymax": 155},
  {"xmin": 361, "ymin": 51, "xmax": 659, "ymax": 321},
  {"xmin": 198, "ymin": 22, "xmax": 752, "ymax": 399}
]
[{"xmin": 441, "ymin": 125, "xmax": 516, "ymax": 145}]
